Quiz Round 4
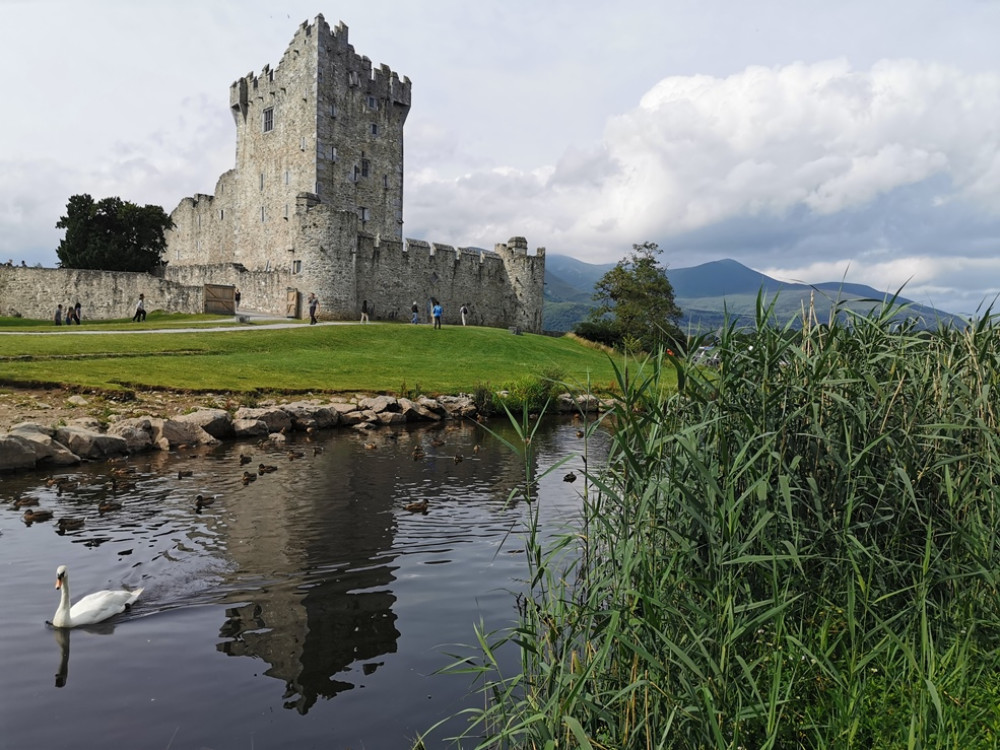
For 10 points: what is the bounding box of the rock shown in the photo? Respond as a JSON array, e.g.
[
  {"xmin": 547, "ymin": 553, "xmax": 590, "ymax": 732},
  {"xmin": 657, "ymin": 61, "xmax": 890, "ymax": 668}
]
[
  {"xmin": 234, "ymin": 406, "xmax": 292, "ymax": 434},
  {"xmin": 148, "ymin": 418, "xmax": 220, "ymax": 449},
  {"xmin": 173, "ymin": 408, "xmax": 234, "ymax": 438},
  {"xmin": 358, "ymin": 395, "xmax": 399, "ymax": 413},
  {"xmin": 54, "ymin": 425, "xmax": 128, "ymax": 460},
  {"xmin": 398, "ymin": 397, "xmax": 441, "ymax": 422},
  {"xmin": 0, "ymin": 434, "xmax": 39, "ymax": 471},
  {"xmin": 107, "ymin": 417, "xmax": 156, "ymax": 453},
  {"xmin": 376, "ymin": 411, "xmax": 407, "ymax": 425},
  {"xmin": 282, "ymin": 401, "xmax": 339, "ymax": 430},
  {"xmin": 232, "ymin": 418, "xmax": 269, "ymax": 437},
  {"xmin": 8, "ymin": 423, "xmax": 81, "ymax": 466},
  {"xmin": 66, "ymin": 395, "xmax": 89, "ymax": 406}
]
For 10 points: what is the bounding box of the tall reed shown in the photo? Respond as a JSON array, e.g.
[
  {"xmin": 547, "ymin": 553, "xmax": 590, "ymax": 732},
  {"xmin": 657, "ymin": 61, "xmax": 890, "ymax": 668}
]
[{"xmin": 441, "ymin": 295, "xmax": 1000, "ymax": 748}]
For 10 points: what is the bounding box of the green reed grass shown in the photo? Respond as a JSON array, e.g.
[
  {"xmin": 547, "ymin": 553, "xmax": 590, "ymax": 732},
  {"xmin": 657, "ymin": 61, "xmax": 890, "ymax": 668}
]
[{"xmin": 440, "ymin": 294, "xmax": 1000, "ymax": 748}]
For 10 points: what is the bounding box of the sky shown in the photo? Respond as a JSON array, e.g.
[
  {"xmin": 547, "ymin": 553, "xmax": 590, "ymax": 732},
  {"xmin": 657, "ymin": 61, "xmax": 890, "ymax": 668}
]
[{"xmin": 3, "ymin": 0, "xmax": 999, "ymax": 315}]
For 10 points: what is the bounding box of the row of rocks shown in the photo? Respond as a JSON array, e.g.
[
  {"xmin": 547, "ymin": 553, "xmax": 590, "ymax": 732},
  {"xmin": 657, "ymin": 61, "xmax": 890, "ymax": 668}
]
[{"xmin": 0, "ymin": 392, "xmax": 609, "ymax": 473}]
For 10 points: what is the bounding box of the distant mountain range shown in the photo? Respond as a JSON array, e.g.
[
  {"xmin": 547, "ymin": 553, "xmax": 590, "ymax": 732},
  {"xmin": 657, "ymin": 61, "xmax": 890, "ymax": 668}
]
[{"xmin": 543, "ymin": 255, "xmax": 963, "ymax": 333}]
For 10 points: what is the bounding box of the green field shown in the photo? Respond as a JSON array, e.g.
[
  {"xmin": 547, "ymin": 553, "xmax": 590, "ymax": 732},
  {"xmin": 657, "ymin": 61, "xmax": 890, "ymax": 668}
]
[{"xmin": 0, "ymin": 315, "xmax": 626, "ymax": 398}]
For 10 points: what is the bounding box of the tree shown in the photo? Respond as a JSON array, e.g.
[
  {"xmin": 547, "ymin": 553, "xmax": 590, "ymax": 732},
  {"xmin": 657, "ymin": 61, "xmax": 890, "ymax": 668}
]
[
  {"xmin": 56, "ymin": 194, "xmax": 173, "ymax": 272},
  {"xmin": 580, "ymin": 242, "xmax": 683, "ymax": 353}
]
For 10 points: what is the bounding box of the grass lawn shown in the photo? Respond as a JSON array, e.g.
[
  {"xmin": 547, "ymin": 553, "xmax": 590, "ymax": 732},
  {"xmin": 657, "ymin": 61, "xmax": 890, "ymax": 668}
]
[{"xmin": 0, "ymin": 316, "xmax": 629, "ymax": 397}]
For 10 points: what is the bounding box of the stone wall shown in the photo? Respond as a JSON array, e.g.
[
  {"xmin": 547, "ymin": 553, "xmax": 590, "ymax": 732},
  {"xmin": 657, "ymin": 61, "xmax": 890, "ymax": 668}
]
[{"xmin": 0, "ymin": 267, "xmax": 203, "ymax": 321}]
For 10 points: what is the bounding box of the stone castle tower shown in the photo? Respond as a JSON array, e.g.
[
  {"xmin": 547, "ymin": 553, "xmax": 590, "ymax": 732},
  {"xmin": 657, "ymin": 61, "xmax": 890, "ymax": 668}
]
[{"xmin": 164, "ymin": 14, "xmax": 545, "ymax": 331}]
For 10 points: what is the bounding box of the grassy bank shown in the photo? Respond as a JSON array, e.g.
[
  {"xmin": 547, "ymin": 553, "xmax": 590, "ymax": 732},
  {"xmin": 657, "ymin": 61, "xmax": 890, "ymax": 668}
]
[
  {"xmin": 0, "ymin": 317, "xmax": 628, "ymax": 402},
  {"xmin": 445, "ymin": 300, "xmax": 1000, "ymax": 748}
]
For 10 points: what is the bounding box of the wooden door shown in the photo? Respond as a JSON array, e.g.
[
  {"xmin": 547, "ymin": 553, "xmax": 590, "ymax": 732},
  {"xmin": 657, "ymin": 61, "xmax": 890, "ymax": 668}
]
[
  {"xmin": 286, "ymin": 289, "xmax": 300, "ymax": 319},
  {"xmin": 205, "ymin": 284, "xmax": 235, "ymax": 314}
]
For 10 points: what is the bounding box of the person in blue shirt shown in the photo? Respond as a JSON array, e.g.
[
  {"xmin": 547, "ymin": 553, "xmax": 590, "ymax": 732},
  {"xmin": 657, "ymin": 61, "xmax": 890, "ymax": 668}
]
[{"xmin": 432, "ymin": 299, "xmax": 443, "ymax": 329}]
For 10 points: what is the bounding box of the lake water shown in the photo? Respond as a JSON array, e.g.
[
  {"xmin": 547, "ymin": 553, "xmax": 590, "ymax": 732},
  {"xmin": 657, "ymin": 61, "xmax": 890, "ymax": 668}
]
[{"xmin": 0, "ymin": 416, "xmax": 607, "ymax": 749}]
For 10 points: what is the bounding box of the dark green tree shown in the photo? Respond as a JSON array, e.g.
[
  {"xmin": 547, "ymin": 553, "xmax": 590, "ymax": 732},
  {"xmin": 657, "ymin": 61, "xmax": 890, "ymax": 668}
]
[
  {"xmin": 56, "ymin": 194, "xmax": 173, "ymax": 272},
  {"xmin": 580, "ymin": 242, "xmax": 683, "ymax": 352}
]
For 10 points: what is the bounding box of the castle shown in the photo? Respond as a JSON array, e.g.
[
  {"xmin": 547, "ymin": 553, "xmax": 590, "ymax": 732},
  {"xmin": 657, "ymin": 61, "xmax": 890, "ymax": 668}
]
[
  {"xmin": 0, "ymin": 15, "xmax": 545, "ymax": 329},
  {"xmin": 163, "ymin": 14, "xmax": 545, "ymax": 330}
]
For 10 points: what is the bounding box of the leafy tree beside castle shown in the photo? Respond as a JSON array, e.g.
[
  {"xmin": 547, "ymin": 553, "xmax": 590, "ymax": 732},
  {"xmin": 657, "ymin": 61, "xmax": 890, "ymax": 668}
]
[
  {"xmin": 56, "ymin": 194, "xmax": 173, "ymax": 273},
  {"xmin": 575, "ymin": 242, "xmax": 683, "ymax": 352}
]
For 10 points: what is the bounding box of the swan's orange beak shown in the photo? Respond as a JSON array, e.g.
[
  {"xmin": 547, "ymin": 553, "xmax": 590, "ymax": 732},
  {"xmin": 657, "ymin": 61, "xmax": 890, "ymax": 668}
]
[{"xmin": 55, "ymin": 577, "xmax": 62, "ymax": 590}]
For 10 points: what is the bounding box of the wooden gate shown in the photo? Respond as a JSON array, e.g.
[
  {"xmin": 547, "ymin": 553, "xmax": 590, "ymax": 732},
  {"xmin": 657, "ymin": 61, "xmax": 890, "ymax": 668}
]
[
  {"xmin": 286, "ymin": 288, "xmax": 300, "ymax": 319},
  {"xmin": 205, "ymin": 284, "xmax": 235, "ymax": 315}
]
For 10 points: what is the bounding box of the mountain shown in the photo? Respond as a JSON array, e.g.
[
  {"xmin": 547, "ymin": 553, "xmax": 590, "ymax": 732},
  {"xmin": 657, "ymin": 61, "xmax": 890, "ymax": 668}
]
[{"xmin": 543, "ymin": 255, "xmax": 963, "ymax": 333}]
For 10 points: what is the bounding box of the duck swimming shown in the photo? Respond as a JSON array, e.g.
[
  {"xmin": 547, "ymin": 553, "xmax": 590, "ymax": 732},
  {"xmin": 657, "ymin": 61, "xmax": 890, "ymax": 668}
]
[{"xmin": 51, "ymin": 565, "xmax": 143, "ymax": 628}]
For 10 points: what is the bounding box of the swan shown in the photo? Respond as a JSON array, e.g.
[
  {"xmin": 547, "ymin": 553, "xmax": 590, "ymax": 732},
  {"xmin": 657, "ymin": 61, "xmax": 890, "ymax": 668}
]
[{"xmin": 51, "ymin": 565, "xmax": 143, "ymax": 628}]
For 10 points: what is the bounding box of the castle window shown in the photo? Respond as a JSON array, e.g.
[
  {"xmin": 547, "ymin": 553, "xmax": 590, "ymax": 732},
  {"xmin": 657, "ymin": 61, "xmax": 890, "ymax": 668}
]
[
  {"xmin": 292, "ymin": 260, "xmax": 302, "ymax": 274},
  {"xmin": 262, "ymin": 107, "xmax": 274, "ymax": 133},
  {"xmin": 300, "ymin": 137, "xmax": 306, "ymax": 151},
  {"xmin": 330, "ymin": 103, "xmax": 337, "ymax": 118},
  {"xmin": 352, "ymin": 165, "xmax": 360, "ymax": 182},
  {"xmin": 383, "ymin": 175, "xmax": 389, "ymax": 189},
  {"xmin": 284, "ymin": 204, "xmax": 289, "ymax": 219},
  {"xmin": 367, "ymin": 95, "xmax": 378, "ymax": 110},
  {"xmin": 259, "ymin": 173, "xmax": 264, "ymax": 190},
  {"xmin": 219, "ymin": 208, "xmax": 225, "ymax": 220},
  {"xmin": 359, "ymin": 207, "xmax": 370, "ymax": 223},
  {"xmin": 260, "ymin": 206, "xmax": 265, "ymax": 223},
  {"xmin": 361, "ymin": 159, "xmax": 370, "ymax": 177},
  {"xmin": 370, "ymin": 123, "xmax": 379, "ymax": 136},
  {"xmin": 348, "ymin": 70, "xmax": 360, "ymax": 87},
  {"xmin": 284, "ymin": 169, "xmax": 290, "ymax": 185},
  {"xmin": 330, "ymin": 146, "xmax": 338, "ymax": 161}
]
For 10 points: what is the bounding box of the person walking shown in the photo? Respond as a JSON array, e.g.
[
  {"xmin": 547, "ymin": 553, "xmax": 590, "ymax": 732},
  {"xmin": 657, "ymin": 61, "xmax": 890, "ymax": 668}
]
[
  {"xmin": 410, "ymin": 301, "xmax": 419, "ymax": 324},
  {"xmin": 308, "ymin": 293, "xmax": 319, "ymax": 324},
  {"xmin": 73, "ymin": 301, "xmax": 82, "ymax": 325},
  {"xmin": 54, "ymin": 304, "xmax": 63, "ymax": 326},
  {"xmin": 460, "ymin": 303, "xmax": 469, "ymax": 326},
  {"xmin": 432, "ymin": 299, "xmax": 443, "ymax": 329},
  {"xmin": 360, "ymin": 299, "xmax": 369, "ymax": 324},
  {"xmin": 132, "ymin": 294, "xmax": 146, "ymax": 322},
  {"xmin": 234, "ymin": 288, "xmax": 241, "ymax": 311}
]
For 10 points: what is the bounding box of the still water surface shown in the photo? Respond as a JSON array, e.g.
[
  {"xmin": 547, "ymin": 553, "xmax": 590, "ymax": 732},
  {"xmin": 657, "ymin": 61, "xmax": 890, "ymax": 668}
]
[{"xmin": 0, "ymin": 417, "xmax": 606, "ymax": 749}]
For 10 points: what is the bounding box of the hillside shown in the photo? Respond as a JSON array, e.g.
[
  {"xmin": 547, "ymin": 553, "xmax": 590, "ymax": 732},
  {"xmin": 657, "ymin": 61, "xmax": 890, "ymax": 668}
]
[{"xmin": 543, "ymin": 255, "xmax": 963, "ymax": 332}]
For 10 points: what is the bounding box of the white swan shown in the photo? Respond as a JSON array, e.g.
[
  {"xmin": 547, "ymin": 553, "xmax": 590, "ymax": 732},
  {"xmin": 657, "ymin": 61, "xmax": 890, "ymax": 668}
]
[{"xmin": 51, "ymin": 565, "xmax": 143, "ymax": 628}]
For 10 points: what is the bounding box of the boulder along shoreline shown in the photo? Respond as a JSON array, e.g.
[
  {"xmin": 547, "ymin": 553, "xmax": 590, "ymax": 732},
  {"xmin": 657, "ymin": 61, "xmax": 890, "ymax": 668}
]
[{"xmin": 0, "ymin": 388, "xmax": 610, "ymax": 474}]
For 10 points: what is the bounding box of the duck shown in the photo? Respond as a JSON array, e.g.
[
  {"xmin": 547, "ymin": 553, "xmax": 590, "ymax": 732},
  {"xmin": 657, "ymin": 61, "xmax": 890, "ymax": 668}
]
[
  {"xmin": 57, "ymin": 517, "xmax": 85, "ymax": 533},
  {"xmin": 258, "ymin": 463, "xmax": 278, "ymax": 474},
  {"xmin": 51, "ymin": 565, "xmax": 143, "ymax": 629},
  {"xmin": 177, "ymin": 470, "xmax": 194, "ymax": 479},
  {"xmin": 287, "ymin": 450, "xmax": 305, "ymax": 460},
  {"xmin": 363, "ymin": 442, "xmax": 378, "ymax": 451},
  {"xmin": 13, "ymin": 496, "xmax": 40, "ymax": 509},
  {"xmin": 403, "ymin": 499, "xmax": 429, "ymax": 514},
  {"xmin": 98, "ymin": 500, "xmax": 122, "ymax": 515},
  {"xmin": 412, "ymin": 446, "xmax": 425, "ymax": 461},
  {"xmin": 472, "ymin": 444, "xmax": 480, "ymax": 455},
  {"xmin": 23, "ymin": 508, "xmax": 54, "ymax": 524},
  {"xmin": 195, "ymin": 495, "xmax": 215, "ymax": 512},
  {"xmin": 563, "ymin": 472, "xmax": 577, "ymax": 483},
  {"xmin": 239, "ymin": 453, "xmax": 253, "ymax": 465},
  {"xmin": 454, "ymin": 453, "xmax": 464, "ymax": 463},
  {"xmin": 242, "ymin": 471, "xmax": 258, "ymax": 484}
]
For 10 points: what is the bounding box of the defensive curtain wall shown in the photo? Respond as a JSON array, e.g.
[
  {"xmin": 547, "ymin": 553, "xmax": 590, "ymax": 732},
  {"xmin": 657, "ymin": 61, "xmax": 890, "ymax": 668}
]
[{"xmin": 0, "ymin": 266, "xmax": 203, "ymax": 321}]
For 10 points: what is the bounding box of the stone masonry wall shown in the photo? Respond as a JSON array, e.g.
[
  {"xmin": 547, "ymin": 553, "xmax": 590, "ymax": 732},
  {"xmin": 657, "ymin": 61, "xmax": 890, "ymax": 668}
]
[{"xmin": 0, "ymin": 268, "xmax": 203, "ymax": 321}]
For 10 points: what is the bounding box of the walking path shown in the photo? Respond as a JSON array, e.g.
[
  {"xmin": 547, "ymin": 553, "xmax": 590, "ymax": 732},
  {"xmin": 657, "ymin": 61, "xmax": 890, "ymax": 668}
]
[{"xmin": 0, "ymin": 312, "xmax": 360, "ymax": 335}]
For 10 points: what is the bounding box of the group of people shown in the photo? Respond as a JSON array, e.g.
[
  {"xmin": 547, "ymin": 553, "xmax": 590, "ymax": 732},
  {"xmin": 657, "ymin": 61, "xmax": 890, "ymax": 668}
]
[
  {"xmin": 54, "ymin": 302, "xmax": 82, "ymax": 326},
  {"xmin": 302, "ymin": 294, "xmax": 470, "ymax": 326},
  {"xmin": 411, "ymin": 299, "xmax": 470, "ymax": 327}
]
